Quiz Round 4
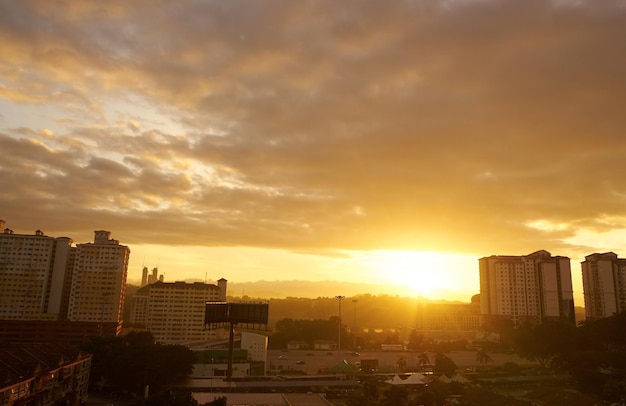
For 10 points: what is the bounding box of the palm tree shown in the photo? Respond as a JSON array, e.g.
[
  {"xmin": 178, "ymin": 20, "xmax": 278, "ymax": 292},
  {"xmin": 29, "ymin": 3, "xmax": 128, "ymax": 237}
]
[
  {"xmin": 475, "ymin": 348, "xmax": 493, "ymax": 365},
  {"xmin": 418, "ymin": 351, "xmax": 430, "ymax": 367},
  {"xmin": 434, "ymin": 352, "xmax": 457, "ymax": 377},
  {"xmin": 396, "ymin": 356, "xmax": 407, "ymax": 372}
]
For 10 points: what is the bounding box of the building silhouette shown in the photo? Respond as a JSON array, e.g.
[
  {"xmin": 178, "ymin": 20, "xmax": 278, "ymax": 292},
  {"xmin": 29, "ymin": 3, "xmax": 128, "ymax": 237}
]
[
  {"xmin": 189, "ymin": 332, "xmax": 268, "ymax": 377},
  {"xmin": 414, "ymin": 296, "xmax": 481, "ymax": 339},
  {"xmin": 479, "ymin": 250, "xmax": 575, "ymax": 326},
  {"xmin": 129, "ymin": 278, "xmax": 227, "ymax": 344},
  {"xmin": 581, "ymin": 252, "xmax": 626, "ymax": 321},
  {"xmin": 0, "ymin": 220, "xmax": 129, "ymax": 342},
  {"xmin": 141, "ymin": 266, "xmax": 163, "ymax": 286}
]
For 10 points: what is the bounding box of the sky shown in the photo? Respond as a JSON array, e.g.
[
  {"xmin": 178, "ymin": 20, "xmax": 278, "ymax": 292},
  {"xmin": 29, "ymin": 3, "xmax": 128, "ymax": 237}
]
[{"xmin": 1, "ymin": 0, "xmax": 626, "ymax": 303}]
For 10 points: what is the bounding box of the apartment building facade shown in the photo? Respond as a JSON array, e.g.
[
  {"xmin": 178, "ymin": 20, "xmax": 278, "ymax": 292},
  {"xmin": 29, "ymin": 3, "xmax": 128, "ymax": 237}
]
[
  {"xmin": 479, "ymin": 250, "xmax": 575, "ymax": 326},
  {"xmin": 581, "ymin": 252, "xmax": 626, "ymax": 321},
  {"xmin": 67, "ymin": 230, "xmax": 130, "ymax": 325},
  {"xmin": 130, "ymin": 278, "xmax": 227, "ymax": 344},
  {"xmin": 0, "ymin": 220, "xmax": 129, "ymax": 342}
]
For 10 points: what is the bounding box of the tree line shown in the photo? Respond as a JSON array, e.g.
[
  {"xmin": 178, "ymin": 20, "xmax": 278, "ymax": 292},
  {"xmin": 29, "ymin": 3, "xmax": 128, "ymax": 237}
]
[
  {"xmin": 485, "ymin": 312, "xmax": 626, "ymax": 402},
  {"xmin": 269, "ymin": 316, "xmax": 471, "ymax": 353}
]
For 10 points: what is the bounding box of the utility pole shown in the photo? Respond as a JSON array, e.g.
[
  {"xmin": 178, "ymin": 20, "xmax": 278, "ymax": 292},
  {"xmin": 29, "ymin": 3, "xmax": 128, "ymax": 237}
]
[
  {"xmin": 335, "ymin": 295, "xmax": 345, "ymax": 354},
  {"xmin": 352, "ymin": 299, "xmax": 358, "ymax": 349}
]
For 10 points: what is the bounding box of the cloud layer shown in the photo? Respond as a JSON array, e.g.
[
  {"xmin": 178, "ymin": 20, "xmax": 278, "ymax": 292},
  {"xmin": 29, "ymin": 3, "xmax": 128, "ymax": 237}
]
[{"xmin": 1, "ymin": 0, "xmax": 626, "ymax": 261}]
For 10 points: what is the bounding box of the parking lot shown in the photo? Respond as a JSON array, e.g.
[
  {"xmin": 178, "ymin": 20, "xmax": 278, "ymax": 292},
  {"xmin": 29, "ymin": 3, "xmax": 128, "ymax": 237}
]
[{"xmin": 267, "ymin": 349, "xmax": 537, "ymax": 374}]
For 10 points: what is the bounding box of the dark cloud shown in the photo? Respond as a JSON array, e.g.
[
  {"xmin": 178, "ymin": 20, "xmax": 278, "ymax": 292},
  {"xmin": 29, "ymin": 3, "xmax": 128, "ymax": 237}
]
[{"xmin": 1, "ymin": 0, "xmax": 626, "ymax": 259}]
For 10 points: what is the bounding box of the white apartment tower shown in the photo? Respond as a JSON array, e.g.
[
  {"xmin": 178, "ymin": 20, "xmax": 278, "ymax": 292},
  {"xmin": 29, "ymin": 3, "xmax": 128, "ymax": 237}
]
[
  {"xmin": 130, "ymin": 280, "xmax": 226, "ymax": 344},
  {"xmin": 67, "ymin": 230, "xmax": 130, "ymax": 324},
  {"xmin": 0, "ymin": 222, "xmax": 73, "ymax": 320},
  {"xmin": 0, "ymin": 220, "xmax": 129, "ymax": 328},
  {"xmin": 581, "ymin": 252, "xmax": 626, "ymax": 321},
  {"xmin": 479, "ymin": 250, "xmax": 575, "ymax": 326}
]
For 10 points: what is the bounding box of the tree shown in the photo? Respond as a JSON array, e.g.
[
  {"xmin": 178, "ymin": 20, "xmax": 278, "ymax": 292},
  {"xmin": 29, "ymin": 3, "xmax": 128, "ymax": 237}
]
[
  {"xmin": 410, "ymin": 380, "xmax": 451, "ymax": 406},
  {"xmin": 381, "ymin": 385, "xmax": 409, "ymax": 406},
  {"xmin": 434, "ymin": 353, "xmax": 457, "ymax": 377},
  {"xmin": 383, "ymin": 332, "xmax": 401, "ymax": 344},
  {"xmin": 515, "ymin": 321, "xmax": 577, "ymax": 368},
  {"xmin": 411, "ymin": 389, "xmax": 435, "ymax": 406},
  {"xmin": 396, "ymin": 356, "xmax": 407, "ymax": 372},
  {"xmin": 80, "ymin": 331, "xmax": 196, "ymax": 395},
  {"xmin": 406, "ymin": 330, "xmax": 424, "ymax": 351},
  {"xmin": 482, "ymin": 317, "xmax": 516, "ymax": 350},
  {"xmin": 475, "ymin": 348, "xmax": 492, "ymax": 365},
  {"xmin": 418, "ymin": 351, "xmax": 430, "ymax": 367},
  {"xmin": 345, "ymin": 377, "xmax": 379, "ymax": 406},
  {"xmin": 269, "ymin": 317, "xmax": 348, "ymax": 349}
]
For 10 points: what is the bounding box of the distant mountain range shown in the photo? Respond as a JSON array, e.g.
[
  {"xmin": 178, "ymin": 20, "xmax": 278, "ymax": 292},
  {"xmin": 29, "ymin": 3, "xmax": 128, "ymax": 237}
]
[
  {"xmin": 126, "ymin": 278, "xmax": 478, "ymax": 301},
  {"xmin": 217, "ymin": 279, "xmax": 476, "ymax": 302}
]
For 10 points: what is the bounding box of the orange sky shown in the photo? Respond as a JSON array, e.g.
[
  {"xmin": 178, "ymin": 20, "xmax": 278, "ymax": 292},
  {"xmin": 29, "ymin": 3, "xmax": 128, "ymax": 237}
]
[{"xmin": 1, "ymin": 0, "xmax": 626, "ymax": 304}]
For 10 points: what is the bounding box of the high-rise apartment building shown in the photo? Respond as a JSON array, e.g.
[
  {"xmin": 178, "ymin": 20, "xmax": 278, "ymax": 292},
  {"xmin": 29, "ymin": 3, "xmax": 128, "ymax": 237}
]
[
  {"xmin": 479, "ymin": 250, "xmax": 575, "ymax": 326},
  {"xmin": 0, "ymin": 221, "xmax": 73, "ymax": 321},
  {"xmin": 0, "ymin": 220, "xmax": 129, "ymax": 341},
  {"xmin": 581, "ymin": 252, "xmax": 626, "ymax": 321},
  {"xmin": 129, "ymin": 279, "xmax": 227, "ymax": 344},
  {"xmin": 67, "ymin": 230, "xmax": 130, "ymax": 324}
]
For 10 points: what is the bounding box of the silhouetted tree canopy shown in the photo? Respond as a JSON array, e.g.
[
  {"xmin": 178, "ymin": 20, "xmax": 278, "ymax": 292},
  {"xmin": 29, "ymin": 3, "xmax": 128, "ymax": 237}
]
[
  {"xmin": 269, "ymin": 317, "xmax": 348, "ymax": 349},
  {"xmin": 567, "ymin": 313, "xmax": 626, "ymax": 401},
  {"xmin": 475, "ymin": 348, "xmax": 493, "ymax": 365},
  {"xmin": 406, "ymin": 330, "xmax": 425, "ymax": 351},
  {"xmin": 80, "ymin": 331, "xmax": 195, "ymax": 395},
  {"xmin": 433, "ymin": 353, "xmax": 457, "ymax": 377},
  {"xmin": 380, "ymin": 385, "xmax": 409, "ymax": 406},
  {"xmin": 514, "ymin": 321, "xmax": 578, "ymax": 368},
  {"xmin": 508, "ymin": 313, "xmax": 626, "ymax": 402}
]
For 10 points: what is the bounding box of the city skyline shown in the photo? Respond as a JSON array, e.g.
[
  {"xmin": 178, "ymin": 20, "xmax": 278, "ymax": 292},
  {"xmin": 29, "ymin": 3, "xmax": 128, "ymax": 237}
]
[
  {"xmin": 1, "ymin": 1, "xmax": 626, "ymax": 303},
  {"xmin": 4, "ymin": 219, "xmax": 621, "ymax": 307}
]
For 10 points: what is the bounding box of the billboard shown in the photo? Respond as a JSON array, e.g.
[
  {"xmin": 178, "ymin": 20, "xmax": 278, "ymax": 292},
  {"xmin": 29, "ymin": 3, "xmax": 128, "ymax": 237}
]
[
  {"xmin": 204, "ymin": 301, "xmax": 269, "ymax": 330},
  {"xmin": 229, "ymin": 302, "xmax": 269, "ymax": 324},
  {"xmin": 205, "ymin": 302, "xmax": 229, "ymax": 323}
]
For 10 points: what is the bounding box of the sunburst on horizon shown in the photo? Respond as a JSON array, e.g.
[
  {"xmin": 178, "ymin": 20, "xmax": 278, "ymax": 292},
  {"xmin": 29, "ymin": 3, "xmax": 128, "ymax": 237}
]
[{"xmin": 356, "ymin": 250, "xmax": 479, "ymax": 300}]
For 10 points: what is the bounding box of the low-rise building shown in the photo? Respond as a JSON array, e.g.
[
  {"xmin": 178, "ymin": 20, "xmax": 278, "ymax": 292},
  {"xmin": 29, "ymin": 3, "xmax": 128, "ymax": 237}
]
[
  {"xmin": 414, "ymin": 299, "xmax": 481, "ymax": 334},
  {"xmin": 241, "ymin": 332, "xmax": 268, "ymax": 371},
  {"xmin": 314, "ymin": 340, "xmax": 336, "ymax": 350},
  {"xmin": 192, "ymin": 349, "xmax": 251, "ymax": 378},
  {"xmin": 287, "ymin": 341, "xmax": 309, "ymax": 350},
  {"xmin": 0, "ymin": 343, "xmax": 91, "ymax": 406}
]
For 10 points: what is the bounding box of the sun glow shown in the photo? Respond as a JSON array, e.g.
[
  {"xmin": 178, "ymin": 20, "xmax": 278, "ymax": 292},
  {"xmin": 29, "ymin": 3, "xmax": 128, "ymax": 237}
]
[{"xmin": 360, "ymin": 250, "xmax": 478, "ymax": 300}]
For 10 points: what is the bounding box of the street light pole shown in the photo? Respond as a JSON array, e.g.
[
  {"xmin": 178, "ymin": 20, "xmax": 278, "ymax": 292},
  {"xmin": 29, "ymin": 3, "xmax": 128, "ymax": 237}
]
[
  {"xmin": 352, "ymin": 299, "xmax": 358, "ymax": 349},
  {"xmin": 335, "ymin": 295, "xmax": 345, "ymax": 354}
]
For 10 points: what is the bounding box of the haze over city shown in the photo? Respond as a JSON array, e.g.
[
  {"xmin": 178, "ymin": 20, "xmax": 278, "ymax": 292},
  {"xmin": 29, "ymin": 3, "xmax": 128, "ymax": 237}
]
[{"xmin": 1, "ymin": 0, "xmax": 625, "ymax": 304}]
